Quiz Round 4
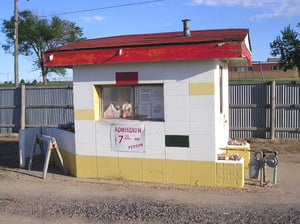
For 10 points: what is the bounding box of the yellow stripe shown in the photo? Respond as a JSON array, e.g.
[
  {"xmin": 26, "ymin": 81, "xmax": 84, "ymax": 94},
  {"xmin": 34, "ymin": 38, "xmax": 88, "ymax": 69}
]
[
  {"xmin": 216, "ymin": 162, "xmax": 244, "ymax": 188},
  {"xmin": 74, "ymin": 109, "xmax": 95, "ymax": 120},
  {"xmin": 166, "ymin": 160, "xmax": 190, "ymax": 185},
  {"xmin": 59, "ymin": 153, "xmax": 244, "ymax": 188},
  {"xmin": 93, "ymin": 86, "xmax": 102, "ymax": 120},
  {"xmin": 97, "ymin": 156, "xmax": 120, "ymax": 178},
  {"xmin": 142, "ymin": 159, "xmax": 166, "ymax": 183},
  {"xmin": 190, "ymin": 161, "xmax": 216, "ymax": 186},
  {"xmin": 119, "ymin": 158, "xmax": 142, "ymax": 181},
  {"xmin": 189, "ymin": 82, "xmax": 214, "ymax": 95},
  {"xmin": 75, "ymin": 155, "xmax": 98, "ymax": 178}
]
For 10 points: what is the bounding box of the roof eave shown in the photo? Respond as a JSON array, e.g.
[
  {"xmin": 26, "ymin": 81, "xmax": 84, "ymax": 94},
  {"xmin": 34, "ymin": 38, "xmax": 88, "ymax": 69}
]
[{"xmin": 44, "ymin": 40, "xmax": 251, "ymax": 67}]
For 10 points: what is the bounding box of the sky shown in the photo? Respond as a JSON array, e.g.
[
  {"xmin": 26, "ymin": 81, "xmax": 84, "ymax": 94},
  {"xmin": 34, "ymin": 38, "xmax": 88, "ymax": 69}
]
[{"xmin": 0, "ymin": 0, "xmax": 299, "ymax": 83}]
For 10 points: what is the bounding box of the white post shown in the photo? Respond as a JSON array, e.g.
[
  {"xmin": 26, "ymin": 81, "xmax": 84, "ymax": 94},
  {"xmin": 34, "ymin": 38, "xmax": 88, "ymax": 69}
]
[
  {"xmin": 270, "ymin": 81, "xmax": 276, "ymax": 139},
  {"xmin": 20, "ymin": 84, "xmax": 26, "ymax": 129}
]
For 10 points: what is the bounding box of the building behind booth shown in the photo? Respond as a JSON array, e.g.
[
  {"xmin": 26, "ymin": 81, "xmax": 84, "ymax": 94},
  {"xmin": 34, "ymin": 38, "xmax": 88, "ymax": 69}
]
[{"xmin": 229, "ymin": 58, "xmax": 299, "ymax": 80}]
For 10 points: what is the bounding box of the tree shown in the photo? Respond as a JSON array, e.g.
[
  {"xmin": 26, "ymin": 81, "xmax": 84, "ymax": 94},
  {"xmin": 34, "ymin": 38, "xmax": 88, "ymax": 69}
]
[
  {"xmin": 270, "ymin": 23, "xmax": 300, "ymax": 74},
  {"xmin": 1, "ymin": 10, "xmax": 84, "ymax": 85}
]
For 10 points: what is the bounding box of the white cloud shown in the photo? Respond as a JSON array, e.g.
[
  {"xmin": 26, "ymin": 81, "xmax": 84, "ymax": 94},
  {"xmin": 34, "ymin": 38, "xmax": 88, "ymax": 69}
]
[
  {"xmin": 187, "ymin": 0, "xmax": 277, "ymax": 7},
  {"xmin": 187, "ymin": 0, "xmax": 300, "ymax": 18},
  {"xmin": 80, "ymin": 15, "xmax": 105, "ymax": 23}
]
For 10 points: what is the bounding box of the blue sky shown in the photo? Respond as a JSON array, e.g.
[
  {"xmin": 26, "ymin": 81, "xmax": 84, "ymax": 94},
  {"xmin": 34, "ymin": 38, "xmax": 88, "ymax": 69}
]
[{"xmin": 0, "ymin": 0, "xmax": 299, "ymax": 83}]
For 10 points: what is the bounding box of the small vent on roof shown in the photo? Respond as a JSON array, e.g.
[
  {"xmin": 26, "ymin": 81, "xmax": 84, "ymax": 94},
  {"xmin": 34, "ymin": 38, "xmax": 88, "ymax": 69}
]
[{"xmin": 182, "ymin": 19, "xmax": 191, "ymax": 37}]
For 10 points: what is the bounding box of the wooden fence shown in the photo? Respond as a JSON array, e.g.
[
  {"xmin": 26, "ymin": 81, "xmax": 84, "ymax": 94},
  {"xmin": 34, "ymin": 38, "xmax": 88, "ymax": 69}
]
[
  {"xmin": 0, "ymin": 81, "xmax": 299, "ymax": 138},
  {"xmin": 229, "ymin": 81, "xmax": 300, "ymax": 139},
  {"xmin": 0, "ymin": 85, "xmax": 73, "ymax": 133}
]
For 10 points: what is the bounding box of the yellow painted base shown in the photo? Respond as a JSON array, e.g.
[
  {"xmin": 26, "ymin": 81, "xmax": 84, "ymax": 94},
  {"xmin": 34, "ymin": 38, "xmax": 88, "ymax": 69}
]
[
  {"xmin": 59, "ymin": 152, "xmax": 244, "ymax": 188},
  {"xmin": 216, "ymin": 162, "xmax": 244, "ymax": 188},
  {"xmin": 51, "ymin": 148, "xmax": 77, "ymax": 176}
]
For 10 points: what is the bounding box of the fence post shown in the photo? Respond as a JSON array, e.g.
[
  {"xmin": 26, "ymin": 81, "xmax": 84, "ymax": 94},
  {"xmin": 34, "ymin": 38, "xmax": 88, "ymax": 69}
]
[
  {"xmin": 270, "ymin": 81, "xmax": 276, "ymax": 139},
  {"xmin": 20, "ymin": 84, "xmax": 26, "ymax": 129}
]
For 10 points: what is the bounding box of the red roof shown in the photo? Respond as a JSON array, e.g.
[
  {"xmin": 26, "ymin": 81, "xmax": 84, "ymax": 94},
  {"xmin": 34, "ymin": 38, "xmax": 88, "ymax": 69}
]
[
  {"xmin": 44, "ymin": 29, "xmax": 252, "ymax": 67},
  {"xmin": 48, "ymin": 29, "xmax": 250, "ymax": 51}
]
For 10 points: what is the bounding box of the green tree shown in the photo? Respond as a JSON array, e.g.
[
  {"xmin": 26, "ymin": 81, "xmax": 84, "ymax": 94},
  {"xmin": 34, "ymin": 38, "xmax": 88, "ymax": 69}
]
[
  {"xmin": 270, "ymin": 23, "xmax": 300, "ymax": 74},
  {"xmin": 1, "ymin": 10, "xmax": 84, "ymax": 85}
]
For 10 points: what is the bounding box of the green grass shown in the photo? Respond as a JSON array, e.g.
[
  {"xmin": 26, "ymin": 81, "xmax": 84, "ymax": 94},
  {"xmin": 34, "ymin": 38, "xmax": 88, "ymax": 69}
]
[
  {"xmin": 0, "ymin": 81, "xmax": 73, "ymax": 87},
  {"xmin": 230, "ymin": 77, "xmax": 300, "ymax": 81}
]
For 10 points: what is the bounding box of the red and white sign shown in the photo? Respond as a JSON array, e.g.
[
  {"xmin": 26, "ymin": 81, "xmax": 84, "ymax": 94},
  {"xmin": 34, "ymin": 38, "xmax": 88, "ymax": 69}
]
[{"xmin": 110, "ymin": 124, "xmax": 145, "ymax": 152}]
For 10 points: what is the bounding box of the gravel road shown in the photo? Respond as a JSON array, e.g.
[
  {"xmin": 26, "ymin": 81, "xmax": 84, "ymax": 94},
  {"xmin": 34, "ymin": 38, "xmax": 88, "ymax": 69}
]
[
  {"xmin": 1, "ymin": 194, "xmax": 300, "ymax": 224},
  {"xmin": 1, "ymin": 165, "xmax": 300, "ymax": 224},
  {"xmin": 1, "ymin": 137, "xmax": 300, "ymax": 223}
]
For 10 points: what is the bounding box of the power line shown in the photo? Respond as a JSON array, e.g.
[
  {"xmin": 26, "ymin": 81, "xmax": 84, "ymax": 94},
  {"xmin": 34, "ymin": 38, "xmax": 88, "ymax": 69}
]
[
  {"xmin": 43, "ymin": 0, "xmax": 164, "ymax": 17},
  {"xmin": 0, "ymin": 0, "xmax": 164, "ymax": 21}
]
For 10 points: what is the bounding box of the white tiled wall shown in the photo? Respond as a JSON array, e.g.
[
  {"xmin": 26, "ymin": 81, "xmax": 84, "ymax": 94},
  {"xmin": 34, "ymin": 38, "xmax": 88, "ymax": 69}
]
[
  {"xmin": 74, "ymin": 64, "xmax": 117, "ymax": 84},
  {"xmin": 190, "ymin": 96, "xmax": 215, "ymax": 110},
  {"xmin": 73, "ymin": 59, "xmax": 228, "ymax": 162},
  {"xmin": 190, "ymin": 121, "xmax": 215, "ymax": 135},
  {"xmin": 95, "ymin": 122, "xmax": 118, "ymax": 157},
  {"xmin": 190, "ymin": 134, "xmax": 216, "ymax": 161},
  {"xmin": 165, "ymin": 147, "xmax": 191, "ymax": 161},
  {"xmin": 164, "ymin": 82, "xmax": 189, "ymax": 96},
  {"xmin": 188, "ymin": 60, "xmax": 215, "ymax": 82},
  {"xmin": 164, "ymin": 82, "xmax": 190, "ymax": 135},
  {"xmin": 165, "ymin": 107, "xmax": 189, "ymax": 122},
  {"xmin": 75, "ymin": 121, "xmax": 97, "ymax": 156},
  {"xmin": 165, "ymin": 122, "xmax": 190, "ymax": 135},
  {"xmin": 190, "ymin": 108, "xmax": 215, "ymax": 123},
  {"xmin": 73, "ymin": 83, "xmax": 94, "ymax": 109}
]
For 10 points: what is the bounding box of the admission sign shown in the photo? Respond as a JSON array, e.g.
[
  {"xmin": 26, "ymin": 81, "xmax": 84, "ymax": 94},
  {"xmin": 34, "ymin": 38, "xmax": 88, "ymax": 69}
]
[{"xmin": 110, "ymin": 123, "xmax": 145, "ymax": 152}]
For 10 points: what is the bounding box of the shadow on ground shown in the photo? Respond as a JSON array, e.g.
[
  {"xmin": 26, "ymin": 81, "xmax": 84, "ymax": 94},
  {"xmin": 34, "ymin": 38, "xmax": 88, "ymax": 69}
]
[
  {"xmin": 0, "ymin": 140, "xmax": 19, "ymax": 168},
  {"xmin": 0, "ymin": 140, "xmax": 65, "ymax": 177}
]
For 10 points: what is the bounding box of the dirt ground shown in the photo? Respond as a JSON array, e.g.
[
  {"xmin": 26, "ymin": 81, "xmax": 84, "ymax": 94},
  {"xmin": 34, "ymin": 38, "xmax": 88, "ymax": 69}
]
[{"xmin": 0, "ymin": 134, "xmax": 300, "ymax": 223}]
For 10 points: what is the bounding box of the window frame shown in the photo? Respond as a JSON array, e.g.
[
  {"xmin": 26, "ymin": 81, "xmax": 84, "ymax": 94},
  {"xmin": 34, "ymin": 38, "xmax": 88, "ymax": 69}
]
[
  {"xmin": 101, "ymin": 84, "xmax": 164, "ymax": 121},
  {"xmin": 232, "ymin": 66, "xmax": 253, "ymax": 72},
  {"xmin": 272, "ymin": 65, "xmax": 283, "ymax": 71}
]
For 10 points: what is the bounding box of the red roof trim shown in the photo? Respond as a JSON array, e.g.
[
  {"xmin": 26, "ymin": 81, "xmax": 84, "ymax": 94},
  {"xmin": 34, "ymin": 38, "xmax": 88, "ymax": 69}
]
[
  {"xmin": 241, "ymin": 41, "xmax": 252, "ymax": 65},
  {"xmin": 44, "ymin": 29, "xmax": 252, "ymax": 67},
  {"xmin": 44, "ymin": 42, "xmax": 246, "ymax": 67}
]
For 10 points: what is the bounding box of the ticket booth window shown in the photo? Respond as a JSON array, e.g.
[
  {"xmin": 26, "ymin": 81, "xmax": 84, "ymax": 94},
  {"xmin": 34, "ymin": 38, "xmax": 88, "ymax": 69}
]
[{"xmin": 102, "ymin": 85, "xmax": 164, "ymax": 121}]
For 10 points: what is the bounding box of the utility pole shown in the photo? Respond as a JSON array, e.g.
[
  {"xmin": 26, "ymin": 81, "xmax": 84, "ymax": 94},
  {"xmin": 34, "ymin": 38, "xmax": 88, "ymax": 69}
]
[{"xmin": 14, "ymin": 0, "xmax": 19, "ymax": 87}]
